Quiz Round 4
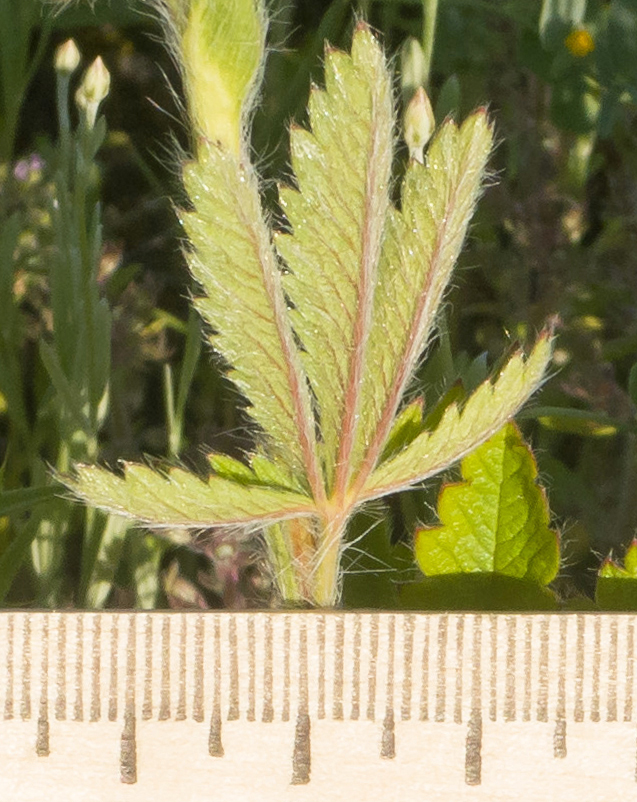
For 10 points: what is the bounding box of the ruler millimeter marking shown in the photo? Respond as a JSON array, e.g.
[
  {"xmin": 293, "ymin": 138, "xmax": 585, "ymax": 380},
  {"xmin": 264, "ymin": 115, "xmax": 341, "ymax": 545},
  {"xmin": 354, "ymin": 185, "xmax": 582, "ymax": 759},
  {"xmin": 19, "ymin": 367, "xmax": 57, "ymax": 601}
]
[{"xmin": 1, "ymin": 612, "xmax": 636, "ymax": 801}]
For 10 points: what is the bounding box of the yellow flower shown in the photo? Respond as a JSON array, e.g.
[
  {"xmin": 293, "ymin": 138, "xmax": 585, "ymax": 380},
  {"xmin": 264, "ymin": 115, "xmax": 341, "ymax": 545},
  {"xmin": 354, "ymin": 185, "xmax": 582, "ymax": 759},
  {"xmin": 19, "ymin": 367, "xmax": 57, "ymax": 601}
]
[{"xmin": 565, "ymin": 28, "xmax": 595, "ymax": 58}]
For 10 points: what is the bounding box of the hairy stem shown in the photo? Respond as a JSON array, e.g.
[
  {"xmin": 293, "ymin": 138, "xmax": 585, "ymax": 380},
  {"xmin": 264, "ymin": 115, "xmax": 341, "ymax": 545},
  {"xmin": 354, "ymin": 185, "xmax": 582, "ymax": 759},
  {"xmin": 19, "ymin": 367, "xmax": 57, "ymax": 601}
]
[{"xmin": 310, "ymin": 512, "xmax": 350, "ymax": 607}]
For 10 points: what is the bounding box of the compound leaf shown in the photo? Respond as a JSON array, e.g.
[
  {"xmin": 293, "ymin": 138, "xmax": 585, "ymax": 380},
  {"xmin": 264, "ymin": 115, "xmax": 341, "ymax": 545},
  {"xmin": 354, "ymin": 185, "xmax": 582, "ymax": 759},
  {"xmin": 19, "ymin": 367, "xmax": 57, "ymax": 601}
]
[
  {"xmin": 414, "ymin": 421, "xmax": 559, "ymax": 584},
  {"xmin": 68, "ymin": 10, "xmax": 555, "ymax": 607}
]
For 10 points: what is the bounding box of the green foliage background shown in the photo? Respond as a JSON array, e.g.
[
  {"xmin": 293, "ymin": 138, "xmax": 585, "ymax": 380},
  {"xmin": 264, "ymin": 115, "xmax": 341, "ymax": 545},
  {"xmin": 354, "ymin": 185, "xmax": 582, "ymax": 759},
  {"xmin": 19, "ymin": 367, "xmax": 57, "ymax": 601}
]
[{"xmin": 2, "ymin": 0, "xmax": 637, "ymax": 610}]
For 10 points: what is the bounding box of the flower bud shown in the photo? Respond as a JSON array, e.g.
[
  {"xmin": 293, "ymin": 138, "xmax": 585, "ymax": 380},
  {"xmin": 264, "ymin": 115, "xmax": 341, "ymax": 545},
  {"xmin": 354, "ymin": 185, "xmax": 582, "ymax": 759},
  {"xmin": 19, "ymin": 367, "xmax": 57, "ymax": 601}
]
[
  {"xmin": 177, "ymin": 0, "xmax": 266, "ymax": 155},
  {"xmin": 75, "ymin": 57, "xmax": 110, "ymax": 128},
  {"xmin": 403, "ymin": 86, "xmax": 435, "ymax": 164},
  {"xmin": 400, "ymin": 37, "xmax": 426, "ymax": 101},
  {"xmin": 55, "ymin": 38, "xmax": 81, "ymax": 76}
]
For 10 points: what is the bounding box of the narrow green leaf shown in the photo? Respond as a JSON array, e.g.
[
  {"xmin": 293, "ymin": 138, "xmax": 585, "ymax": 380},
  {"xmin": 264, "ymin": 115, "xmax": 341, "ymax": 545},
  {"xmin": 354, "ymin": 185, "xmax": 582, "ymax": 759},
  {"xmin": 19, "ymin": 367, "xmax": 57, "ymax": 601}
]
[
  {"xmin": 250, "ymin": 453, "xmax": 303, "ymax": 491},
  {"xmin": 0, "ymin": 213, "xmax": 21, "ymax": 326},
  {"xmin": 208, "ymin": 451, "xmax": 303, "ymax": 492},
  {"xmin": 353, "ymin": 110, "xmax": 494, "ymax": 483},
  {"xmin": 275, "ymin": 24, "xmax": 393, "ymax": 488},
  {"xmin": 68, "ymin": 463, "xmax": 317, "ymax": 528},
  {"xmin": 0, "ymin": 519, "xmax": 39, "ymax": 604},
  {"xmin": 462, "ymin": 351, "xmax": 490, "ymax": 392},
  {"xmin": 83, "ymin": 513, "xmax": 129, "ymax": 608},
  {"xmin": 537, "ymin": 412, "xmax": 619, "ymax": 437},
  {"xmin": 360, "ymin": 332, "xmax": 553, "ymax": 501},
  {"xmin": 518, "ymin": 405, "xmax": 626, "ymax": 436},
  {"xmin": 434, "ymin": 74, "xmax": 461, "ymax": 122},
  {"xmin": 421, "ymin": 381, "xmax": 466, "ymax": 433},
  {"xmin": 132, "ymin": 533, "xmax": 168, "ymax": 609},
  {"xmin": 0, "ymin": 485, "xmax": 59, "ymax": 518},
  {"xmin": 175, "ymin": 310, "xmax": 202, "ymax": 422},
  {"xmin": 413, "ymin": 422, "xmax": 559, "ymax": 584},
  {"xmin": 39, "ymin": 340, "xmax": 91, "ymax": 432},
  {"xmin": 628, "ymin": 362, "xmax": 637, "ymax": 409}
]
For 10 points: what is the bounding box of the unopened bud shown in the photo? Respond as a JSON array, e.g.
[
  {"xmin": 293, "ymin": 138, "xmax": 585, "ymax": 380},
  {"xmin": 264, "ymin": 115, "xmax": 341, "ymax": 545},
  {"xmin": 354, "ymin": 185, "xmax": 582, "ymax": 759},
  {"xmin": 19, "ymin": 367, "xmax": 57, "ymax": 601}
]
[
  {"xmin": 55, "ymin": 38, "xmax": 81, "ymax": 76},
  {"xmin": 78, "ymin": 56, "xmax": 110, "ymax": 105},
  {"xmin": 400, "ymin": 37, "xmax": 426, "ymax": 101},
  {"xmin": 181, "ymin": 0, "xmax": 265, "ymax": 155},
  {"xmin": 75, "ymin": 57, "xmax": 110, "ymax": 128},
  {"xmin": 403, "ymin": 87, "xmax": 435, "ymax": 163}
]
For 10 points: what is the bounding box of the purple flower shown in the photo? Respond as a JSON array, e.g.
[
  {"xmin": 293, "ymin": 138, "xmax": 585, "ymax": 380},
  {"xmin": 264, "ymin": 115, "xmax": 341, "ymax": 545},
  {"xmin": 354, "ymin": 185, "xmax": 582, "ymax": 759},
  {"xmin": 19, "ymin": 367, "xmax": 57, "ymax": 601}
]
[{"xmin": 13, "ymin": 153, "xmax": 45, "ymax": 182}]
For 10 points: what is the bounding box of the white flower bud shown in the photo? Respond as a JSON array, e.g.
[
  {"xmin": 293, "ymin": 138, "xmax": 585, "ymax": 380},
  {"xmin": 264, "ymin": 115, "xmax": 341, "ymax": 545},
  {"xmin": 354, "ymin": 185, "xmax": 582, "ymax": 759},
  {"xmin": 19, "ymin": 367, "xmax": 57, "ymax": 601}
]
[
  {"xmin": 75, "ymin": 57, "xmax": 111, "ymax": 128},
  {"xmin": 55, "ymin": 38, "xmax": 81, "ymax": 76},
  {"xmin": 403, "ymin": 86, "xmax": 435, "ymax": 164}
]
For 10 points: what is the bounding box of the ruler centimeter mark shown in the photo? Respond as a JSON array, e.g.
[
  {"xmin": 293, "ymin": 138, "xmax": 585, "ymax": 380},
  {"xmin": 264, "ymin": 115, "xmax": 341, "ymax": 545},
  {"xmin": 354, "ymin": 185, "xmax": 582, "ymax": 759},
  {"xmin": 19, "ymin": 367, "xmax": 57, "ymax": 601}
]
[
  {"xmin": 1, "ymin": 612, "xmax": 637, "ymax": 790},
  {"xmin": 35, "ymin": 617, "xmax": 49, "ymax": 757},
  {"xmin": 465, "ymin": 614, "xmax": 482, "ymax": 786},
  {"xmin": 209, "ymin": 615, "xmax": 223, "ymax": 757},
  {"xmin": 625, "ymin": 618, "xmax": 634, "ymax": 721}
]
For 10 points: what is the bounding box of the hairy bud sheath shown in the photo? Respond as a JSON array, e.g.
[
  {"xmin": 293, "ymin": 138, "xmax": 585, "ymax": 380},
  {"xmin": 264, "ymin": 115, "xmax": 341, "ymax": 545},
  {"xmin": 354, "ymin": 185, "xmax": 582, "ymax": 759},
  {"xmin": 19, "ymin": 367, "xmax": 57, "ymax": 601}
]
[{"xmin": 157, "ymin": 0, "xmax": 265, "ymax": 155}]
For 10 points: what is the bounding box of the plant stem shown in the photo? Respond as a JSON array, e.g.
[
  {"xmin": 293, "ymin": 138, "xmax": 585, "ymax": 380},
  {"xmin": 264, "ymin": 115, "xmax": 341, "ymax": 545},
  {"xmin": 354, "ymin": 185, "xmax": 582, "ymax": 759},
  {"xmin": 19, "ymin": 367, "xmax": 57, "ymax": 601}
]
[
  {"xmin": 163, "ymin": 363, "xmax": 179, "ymax": 460},
  {"xmin": 615, "ymin": 431, "xmax": 637, "ymax": 546},
  {"xmin": 421, "ymin": 0, "xmax": 439, "ymax": 90},
  {"xmin": 264, "ymin": 523, "xmax": 302, "ymax": 603},
  {"xmin": 311, "ymin": 513, "xmax": 349, "ymax": 607}
]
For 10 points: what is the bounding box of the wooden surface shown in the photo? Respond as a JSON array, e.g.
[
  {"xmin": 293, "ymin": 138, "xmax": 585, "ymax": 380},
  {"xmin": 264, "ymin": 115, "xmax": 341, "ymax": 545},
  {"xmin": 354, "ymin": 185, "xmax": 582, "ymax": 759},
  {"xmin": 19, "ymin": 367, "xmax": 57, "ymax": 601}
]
[{"xmin": 0, "ymin": 611, "xmax": 635, "ymax": 800}]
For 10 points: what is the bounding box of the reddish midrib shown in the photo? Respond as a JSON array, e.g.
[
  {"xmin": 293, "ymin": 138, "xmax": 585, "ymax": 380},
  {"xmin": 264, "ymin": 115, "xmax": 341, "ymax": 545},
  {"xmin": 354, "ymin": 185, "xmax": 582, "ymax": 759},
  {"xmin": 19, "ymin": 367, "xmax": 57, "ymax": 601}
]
[
  {"xmin": 349, "ymin": 169, "xmax": 462, "ymax": 501},
  {"xmin": 332, "ymin": 85, "xmax": 388, "ymax": 506},
  {"xmin": 238, "ymin": 164, "xmax": 326, "ymax": 507}
]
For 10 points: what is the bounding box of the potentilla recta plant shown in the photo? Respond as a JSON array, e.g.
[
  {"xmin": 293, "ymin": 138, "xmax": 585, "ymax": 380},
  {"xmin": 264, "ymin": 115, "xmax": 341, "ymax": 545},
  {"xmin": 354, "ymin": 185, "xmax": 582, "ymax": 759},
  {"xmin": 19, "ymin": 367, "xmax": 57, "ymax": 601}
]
[{"xmin": 68, "ymin": 0, "xmax": 553, "ymax": 607}]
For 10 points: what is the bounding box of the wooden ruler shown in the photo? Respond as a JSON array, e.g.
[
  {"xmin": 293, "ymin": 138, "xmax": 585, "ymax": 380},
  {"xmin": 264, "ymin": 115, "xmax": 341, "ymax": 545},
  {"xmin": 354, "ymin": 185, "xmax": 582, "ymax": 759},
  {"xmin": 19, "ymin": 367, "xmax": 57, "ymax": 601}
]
[{"xmin": 0, "ymin": 611, "xmax": 634, "ymax": 800}]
